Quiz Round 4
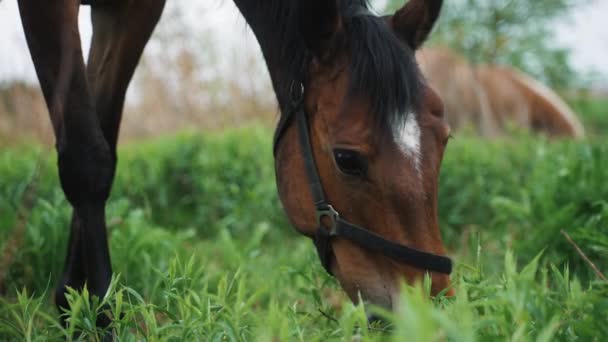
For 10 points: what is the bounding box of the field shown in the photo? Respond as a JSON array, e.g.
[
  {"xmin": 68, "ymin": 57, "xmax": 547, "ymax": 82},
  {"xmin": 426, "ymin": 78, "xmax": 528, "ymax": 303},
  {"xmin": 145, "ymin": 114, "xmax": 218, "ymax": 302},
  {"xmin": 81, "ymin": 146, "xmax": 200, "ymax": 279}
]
[{"xmin": 1, "ymin": 114, "xmax": 607, "ymax": 340}]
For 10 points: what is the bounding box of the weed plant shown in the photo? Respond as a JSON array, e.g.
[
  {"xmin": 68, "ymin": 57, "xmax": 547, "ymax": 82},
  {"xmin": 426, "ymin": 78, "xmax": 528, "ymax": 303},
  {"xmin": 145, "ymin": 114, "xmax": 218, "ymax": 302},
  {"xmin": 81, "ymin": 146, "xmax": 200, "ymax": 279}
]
[{"xmin": 0, "ymin": 126, "xmax": 606, "ymax": 340}]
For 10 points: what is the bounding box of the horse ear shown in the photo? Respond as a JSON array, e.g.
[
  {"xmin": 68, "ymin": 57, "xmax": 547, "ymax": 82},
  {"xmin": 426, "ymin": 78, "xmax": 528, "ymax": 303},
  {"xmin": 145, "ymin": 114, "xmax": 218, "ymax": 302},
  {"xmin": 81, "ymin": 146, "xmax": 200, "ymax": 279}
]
[
  {"xmin": 393, "ymin": 0, "xmax": 442, "ymax": 49},
  {"xmin": 299, "ymin": 0, "xmax": 341, "ymax": 59}
]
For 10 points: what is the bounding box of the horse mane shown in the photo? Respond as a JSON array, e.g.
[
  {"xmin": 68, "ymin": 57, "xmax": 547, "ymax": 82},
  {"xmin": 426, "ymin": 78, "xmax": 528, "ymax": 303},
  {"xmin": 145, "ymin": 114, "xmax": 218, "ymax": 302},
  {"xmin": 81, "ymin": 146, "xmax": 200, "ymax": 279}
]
[
  {"xmin": 239, "ymin": 0, "xmax": 423, "ymax": 131},
  {"xmin": 339, "ymin": 1, "xmax": 423, "ymax": 131}
]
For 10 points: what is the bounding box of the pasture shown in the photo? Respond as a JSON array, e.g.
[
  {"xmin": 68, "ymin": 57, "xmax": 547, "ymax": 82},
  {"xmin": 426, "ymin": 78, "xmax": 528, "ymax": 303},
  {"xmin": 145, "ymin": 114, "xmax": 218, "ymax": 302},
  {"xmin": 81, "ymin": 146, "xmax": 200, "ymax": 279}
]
[{"xmin": 1, "ymin": 98, "xmax": 607, "ymax": 340}]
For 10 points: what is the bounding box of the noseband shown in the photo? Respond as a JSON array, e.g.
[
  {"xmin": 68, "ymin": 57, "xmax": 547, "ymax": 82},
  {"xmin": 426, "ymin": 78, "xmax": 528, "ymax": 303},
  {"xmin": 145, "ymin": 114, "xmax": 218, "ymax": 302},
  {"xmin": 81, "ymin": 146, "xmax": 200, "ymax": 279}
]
[{"xmin": 273, "ymin": 83, "xmax": 453, "ymax": 276}]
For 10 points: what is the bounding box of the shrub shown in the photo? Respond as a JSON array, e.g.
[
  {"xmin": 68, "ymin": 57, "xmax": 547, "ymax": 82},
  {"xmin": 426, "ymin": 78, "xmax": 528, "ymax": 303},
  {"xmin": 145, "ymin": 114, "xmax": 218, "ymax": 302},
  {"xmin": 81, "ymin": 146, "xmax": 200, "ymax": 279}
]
[{"xmin": 1, "ymin": 126, "xmax": 606, "ymax": 340}]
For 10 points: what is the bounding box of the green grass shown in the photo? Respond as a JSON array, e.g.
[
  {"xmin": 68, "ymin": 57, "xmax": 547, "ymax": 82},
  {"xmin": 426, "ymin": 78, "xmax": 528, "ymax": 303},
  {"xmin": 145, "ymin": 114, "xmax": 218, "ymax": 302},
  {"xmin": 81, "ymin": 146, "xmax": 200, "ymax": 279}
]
[
  {"xmin": 568, "ymin": 96, "xmax": 608, "ymax": 137},
  {"xmin": 1, "ymin": 125, "xmax": 607, "ymax": 341}
]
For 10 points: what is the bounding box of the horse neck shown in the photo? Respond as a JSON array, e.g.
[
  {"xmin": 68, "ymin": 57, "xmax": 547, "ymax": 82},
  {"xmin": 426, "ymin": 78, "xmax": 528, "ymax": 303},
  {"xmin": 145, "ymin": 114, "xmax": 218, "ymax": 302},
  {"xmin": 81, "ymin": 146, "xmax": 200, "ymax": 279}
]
[{"xmin": 232, "ymin": 1, "xmax": 308, "ymax": 114}]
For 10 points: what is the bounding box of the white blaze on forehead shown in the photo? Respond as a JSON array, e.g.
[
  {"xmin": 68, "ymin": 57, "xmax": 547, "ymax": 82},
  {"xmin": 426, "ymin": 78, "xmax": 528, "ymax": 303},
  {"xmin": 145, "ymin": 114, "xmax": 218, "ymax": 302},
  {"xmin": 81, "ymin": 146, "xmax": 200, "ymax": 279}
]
[{"xmin": 395, "ymin": 111, "xmax": 422, "ymax": 175}]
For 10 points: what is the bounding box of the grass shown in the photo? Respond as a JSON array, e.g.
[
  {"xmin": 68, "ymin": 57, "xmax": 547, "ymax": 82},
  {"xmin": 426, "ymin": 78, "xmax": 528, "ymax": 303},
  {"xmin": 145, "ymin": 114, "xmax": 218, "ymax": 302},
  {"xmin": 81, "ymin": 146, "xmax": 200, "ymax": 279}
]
[
  {"xmin": 0, "ymin": 125, "xmax": 607, "ymax": 340},
  {"xmin": 568, "ymin": 95, "xmax": 608, "ymax": 137}
]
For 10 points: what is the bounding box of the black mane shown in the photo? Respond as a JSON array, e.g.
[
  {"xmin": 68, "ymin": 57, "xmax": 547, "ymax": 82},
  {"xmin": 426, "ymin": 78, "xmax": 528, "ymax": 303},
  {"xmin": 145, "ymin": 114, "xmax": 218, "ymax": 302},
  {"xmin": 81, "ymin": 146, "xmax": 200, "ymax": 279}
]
[
  {"xmin": 234, "ymin": 0, "xmax": 423, "ymax": 131},
  {"xmin": 340, "ymin": 1, "xmax": 423, "ymax": 130}
]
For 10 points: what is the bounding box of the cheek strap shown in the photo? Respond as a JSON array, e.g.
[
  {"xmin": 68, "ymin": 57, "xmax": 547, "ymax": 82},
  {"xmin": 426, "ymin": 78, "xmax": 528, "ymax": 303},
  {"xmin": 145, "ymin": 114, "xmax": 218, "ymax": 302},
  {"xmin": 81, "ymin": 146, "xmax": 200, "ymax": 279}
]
[{"xmin": 274, "ymin": 83, "xmax": 453, "ymax": 277}]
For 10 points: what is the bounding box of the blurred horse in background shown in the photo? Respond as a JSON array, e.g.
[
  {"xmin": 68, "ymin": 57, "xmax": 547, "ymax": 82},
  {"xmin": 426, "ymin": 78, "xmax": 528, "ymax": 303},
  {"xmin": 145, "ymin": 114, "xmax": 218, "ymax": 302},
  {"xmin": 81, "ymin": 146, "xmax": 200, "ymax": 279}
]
[{"xmin": 417, "ymin": 46, "xmax": 585, "ymax": 137}]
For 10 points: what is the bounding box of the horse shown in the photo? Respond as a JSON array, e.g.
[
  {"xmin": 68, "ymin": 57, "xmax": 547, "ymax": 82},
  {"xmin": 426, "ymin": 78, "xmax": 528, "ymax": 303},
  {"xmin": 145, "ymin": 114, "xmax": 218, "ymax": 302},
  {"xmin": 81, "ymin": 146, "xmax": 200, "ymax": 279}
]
[
  {"xmin": 416, "ymin": 46, "xmax": 585, "ymax": 137},
  {"xmin": 17, "ymin": 0, "xmax": 452, "ymax": 327}
]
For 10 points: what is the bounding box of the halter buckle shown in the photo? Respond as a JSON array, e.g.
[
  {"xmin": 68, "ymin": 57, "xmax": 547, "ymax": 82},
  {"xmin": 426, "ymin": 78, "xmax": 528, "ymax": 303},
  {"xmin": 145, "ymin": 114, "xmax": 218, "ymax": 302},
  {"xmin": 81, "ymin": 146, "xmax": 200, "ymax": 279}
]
[{"xmin": 316, "ymin": 204, "xmax": 339, "ymax": 236}]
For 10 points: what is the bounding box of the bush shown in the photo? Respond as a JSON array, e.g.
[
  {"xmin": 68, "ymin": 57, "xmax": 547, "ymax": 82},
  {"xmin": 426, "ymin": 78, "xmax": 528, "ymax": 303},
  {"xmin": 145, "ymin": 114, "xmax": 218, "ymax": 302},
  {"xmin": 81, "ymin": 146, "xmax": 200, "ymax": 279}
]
[
  {"xmin": 0, "ymin": 125, "xmax": 606, "ymax": 340},
  {"xmin": 112, "ymin": 126, "xmax": 288, "ymax": 239},
  {"xmin": 439, "ymin": 134, "xmax": 608, "ymax": 281}
]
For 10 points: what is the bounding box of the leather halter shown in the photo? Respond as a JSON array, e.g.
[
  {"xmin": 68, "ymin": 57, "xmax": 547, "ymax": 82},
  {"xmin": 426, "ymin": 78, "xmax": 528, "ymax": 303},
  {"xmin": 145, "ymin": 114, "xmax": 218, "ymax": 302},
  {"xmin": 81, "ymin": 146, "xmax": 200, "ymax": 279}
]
[{"xmin": 273, "ymin": 83, "xmax": 453, "ymax": 276}]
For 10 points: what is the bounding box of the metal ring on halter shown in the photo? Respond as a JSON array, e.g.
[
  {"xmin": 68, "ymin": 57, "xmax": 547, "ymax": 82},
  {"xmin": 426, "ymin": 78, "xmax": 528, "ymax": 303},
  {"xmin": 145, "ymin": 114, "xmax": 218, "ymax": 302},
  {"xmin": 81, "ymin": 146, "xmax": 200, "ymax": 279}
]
[{"xmin": 316, "ymin": 204, "xmax": 339, "ymax": 236}]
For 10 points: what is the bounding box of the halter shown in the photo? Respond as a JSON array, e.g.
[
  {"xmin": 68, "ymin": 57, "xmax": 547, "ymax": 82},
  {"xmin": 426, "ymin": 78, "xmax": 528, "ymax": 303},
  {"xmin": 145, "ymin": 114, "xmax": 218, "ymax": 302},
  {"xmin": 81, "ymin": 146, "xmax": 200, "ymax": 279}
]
[{"xmin": 273, "ymin": 82, "xmax": 453, "ymax": 276}]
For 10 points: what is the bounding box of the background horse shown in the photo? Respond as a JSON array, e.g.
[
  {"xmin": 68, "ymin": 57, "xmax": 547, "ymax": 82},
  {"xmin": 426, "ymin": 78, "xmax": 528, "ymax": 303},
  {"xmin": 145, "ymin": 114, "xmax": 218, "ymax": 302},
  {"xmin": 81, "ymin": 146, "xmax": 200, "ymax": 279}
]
[
  {"xmin": 17, "ymin": 0, "xmax": 451, "ymax": 326},
  {"xmin": 417, "ymin": 46, "xmax": 585, "ymax": 137}
]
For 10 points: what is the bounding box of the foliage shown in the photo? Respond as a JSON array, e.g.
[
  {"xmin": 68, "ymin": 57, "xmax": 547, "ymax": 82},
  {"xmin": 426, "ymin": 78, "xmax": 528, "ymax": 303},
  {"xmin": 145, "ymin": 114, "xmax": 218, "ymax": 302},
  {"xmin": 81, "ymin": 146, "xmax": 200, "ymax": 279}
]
[
  {"xmin": 383, "ymin": 0, "xmax": 581, "ymax": 88},
  {"xmin": 1, "ymin": 121, "xmax": 607, "ymax": 340},
  {"xmin": 439, "ymin": 133, "xmax": 608, "ymax": 279},
  {"xmin": 567, "ymin": 96, "xmax": 608, "ymax": 136}
]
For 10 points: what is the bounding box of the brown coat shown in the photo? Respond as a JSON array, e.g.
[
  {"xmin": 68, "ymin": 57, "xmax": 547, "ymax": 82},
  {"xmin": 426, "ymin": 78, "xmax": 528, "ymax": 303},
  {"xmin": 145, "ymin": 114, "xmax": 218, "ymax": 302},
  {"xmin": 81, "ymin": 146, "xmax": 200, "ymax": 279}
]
[{"xmin": 416, "ymin": 46, "xmax": 584, "ymax": 137}]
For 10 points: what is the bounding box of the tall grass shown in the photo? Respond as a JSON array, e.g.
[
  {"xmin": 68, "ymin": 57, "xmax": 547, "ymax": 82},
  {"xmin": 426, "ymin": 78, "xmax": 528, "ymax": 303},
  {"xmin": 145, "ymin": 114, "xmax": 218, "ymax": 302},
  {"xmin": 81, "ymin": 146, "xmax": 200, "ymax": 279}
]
[{"xmin": 0, "ymin": 126, "xmax": 606, "ymax": 340}]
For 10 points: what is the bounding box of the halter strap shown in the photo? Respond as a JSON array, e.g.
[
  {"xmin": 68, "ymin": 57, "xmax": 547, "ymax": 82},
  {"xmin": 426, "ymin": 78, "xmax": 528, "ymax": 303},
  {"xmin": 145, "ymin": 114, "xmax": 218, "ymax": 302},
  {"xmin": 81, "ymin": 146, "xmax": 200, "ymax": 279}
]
[{"xmin": 273, "ymin": 83, "xmax": 453, "ymax": 276}]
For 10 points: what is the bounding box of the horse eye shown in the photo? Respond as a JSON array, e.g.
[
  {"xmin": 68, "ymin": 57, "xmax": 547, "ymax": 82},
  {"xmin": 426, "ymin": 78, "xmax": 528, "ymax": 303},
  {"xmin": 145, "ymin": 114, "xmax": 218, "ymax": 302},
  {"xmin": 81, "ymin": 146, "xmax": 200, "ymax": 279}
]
[{"xmin": 333, "ymin": 149, "xmax": 367, "ymax": 177}]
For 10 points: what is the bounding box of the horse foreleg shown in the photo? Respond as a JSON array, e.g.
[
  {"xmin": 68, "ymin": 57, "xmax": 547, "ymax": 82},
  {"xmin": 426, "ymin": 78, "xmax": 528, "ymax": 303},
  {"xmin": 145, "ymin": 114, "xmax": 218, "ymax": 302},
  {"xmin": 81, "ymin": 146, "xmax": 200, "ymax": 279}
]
[
  {"xmin": 56, "ymin": 0, "xmax": 166, "ymax": 300},
  {"xmin": 17, "ymin": 0, "xmax": 114, "ymax": 328},
  {"xmin": 86, "ymin": 0, "xmax": 166, "ymax": 152}
]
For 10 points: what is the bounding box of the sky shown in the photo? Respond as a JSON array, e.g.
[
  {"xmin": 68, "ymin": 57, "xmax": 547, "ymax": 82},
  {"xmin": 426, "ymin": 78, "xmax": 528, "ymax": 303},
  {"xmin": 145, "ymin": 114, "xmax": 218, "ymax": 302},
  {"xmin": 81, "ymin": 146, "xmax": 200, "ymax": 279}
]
[{"xmin": 1, "ymin": 0, "xmax": 607, "ymax": 86}]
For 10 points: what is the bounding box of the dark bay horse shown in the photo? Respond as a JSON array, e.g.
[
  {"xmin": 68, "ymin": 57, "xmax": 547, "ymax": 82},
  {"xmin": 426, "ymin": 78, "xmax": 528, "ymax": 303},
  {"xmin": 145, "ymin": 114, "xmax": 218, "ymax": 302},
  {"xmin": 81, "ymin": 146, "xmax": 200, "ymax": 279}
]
[{"xmin": 17, "ymin": 0, "xmax": 452, "ymax": 326}]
